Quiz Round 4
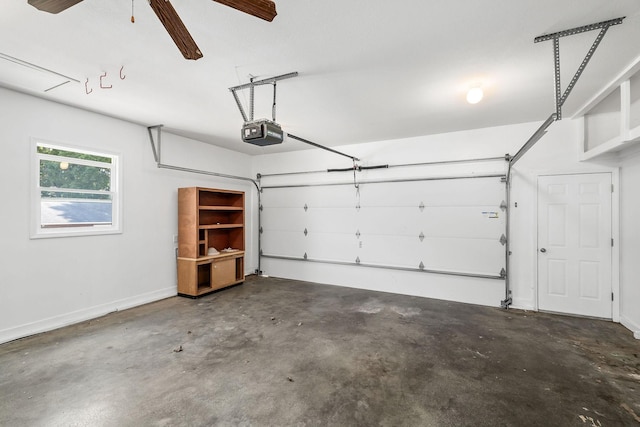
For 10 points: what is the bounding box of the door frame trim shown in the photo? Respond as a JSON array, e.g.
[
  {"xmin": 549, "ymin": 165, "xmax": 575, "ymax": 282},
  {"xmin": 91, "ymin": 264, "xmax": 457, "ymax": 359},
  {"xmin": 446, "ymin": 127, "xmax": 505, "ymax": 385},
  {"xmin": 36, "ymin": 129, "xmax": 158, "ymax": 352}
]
[{"xmin": 534, "ymin": 169, "xmax": 620, "ymax": 322}]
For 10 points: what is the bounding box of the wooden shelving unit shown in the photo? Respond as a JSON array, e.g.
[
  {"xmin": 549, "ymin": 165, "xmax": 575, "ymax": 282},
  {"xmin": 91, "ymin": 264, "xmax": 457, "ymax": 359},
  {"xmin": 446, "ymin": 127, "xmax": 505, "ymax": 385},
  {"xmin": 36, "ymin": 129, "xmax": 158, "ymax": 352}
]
[{"xmin": 177, "ymin": 187, "xmax": 245, "ymax": 297}]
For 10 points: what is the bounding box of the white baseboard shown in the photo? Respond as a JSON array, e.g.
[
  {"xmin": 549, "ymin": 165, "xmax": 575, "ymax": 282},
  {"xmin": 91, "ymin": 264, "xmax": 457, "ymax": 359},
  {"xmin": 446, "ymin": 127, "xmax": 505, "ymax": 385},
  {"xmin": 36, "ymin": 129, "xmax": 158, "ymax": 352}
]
[
  {"xmin": 620, "ymin": 315, "xmax": 640, "ymax": 340},
  {"xmin": 0, "ymin": 287, "xmax": 176, "ymax": 345}
]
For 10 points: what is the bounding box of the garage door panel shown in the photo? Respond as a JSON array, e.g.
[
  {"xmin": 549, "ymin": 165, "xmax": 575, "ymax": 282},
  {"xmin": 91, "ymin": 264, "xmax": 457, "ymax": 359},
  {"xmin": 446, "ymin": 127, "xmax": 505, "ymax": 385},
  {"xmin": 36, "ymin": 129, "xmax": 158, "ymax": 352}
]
[
  {"xmin": 357, "ymin": 234, "xmax": 503, "ymax": 275},
  {"xmin": 261, "ymin": 175, "xmax": 506, "ymax": 277},
  {"xmin": 262, "ymin": 208, "xmax": 308, "ymax": 232},
  {"xmin": 304, "ymin": 232, "xmax": 359, "ymax": 261},
  {"xmin": 362, "ymin": 179, "xmax": 505, "ymax": 207},
  {"xmin": 304, "ymin": 209, "xmax": 357, "ymax": 234},
  {"xmin": 355, "ymin": 206, "xmax": 504, "ymax": 240},
  {"xmin": 261, "ymin": 230, "xmax": 306, "ymax": 256}
]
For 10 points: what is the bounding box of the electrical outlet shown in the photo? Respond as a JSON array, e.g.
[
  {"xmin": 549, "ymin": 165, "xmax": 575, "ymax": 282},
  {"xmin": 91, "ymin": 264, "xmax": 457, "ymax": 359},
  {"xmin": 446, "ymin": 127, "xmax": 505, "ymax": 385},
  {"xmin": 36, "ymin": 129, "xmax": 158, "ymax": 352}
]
[
  {"xmin": 172, "ymin": 235, "xmax": 178, "ymax": 244},
  {"xmin": 359, "ymin": 241, "xmax": 363, "ymax": 248}
]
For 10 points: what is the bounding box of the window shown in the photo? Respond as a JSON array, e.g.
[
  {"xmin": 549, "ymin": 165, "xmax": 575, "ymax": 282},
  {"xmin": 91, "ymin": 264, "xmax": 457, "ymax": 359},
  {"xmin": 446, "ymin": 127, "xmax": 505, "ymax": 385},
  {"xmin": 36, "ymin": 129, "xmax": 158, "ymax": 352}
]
[{"xmin": 32, "ymin": 140, "xmax": 121, "ymax": 238}]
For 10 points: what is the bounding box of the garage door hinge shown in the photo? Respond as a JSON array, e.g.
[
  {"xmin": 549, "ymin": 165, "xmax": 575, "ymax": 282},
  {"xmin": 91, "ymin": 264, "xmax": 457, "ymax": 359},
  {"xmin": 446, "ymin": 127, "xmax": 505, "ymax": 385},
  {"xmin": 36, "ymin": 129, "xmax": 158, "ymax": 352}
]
[
  {"xmin": 611, "ymin": 184, "xmax": 614, "ymax": 193},
  {"xmin": 612, "ymin": 292, "xmax": 614, "ymax": 301},
  {"xmin": 611, "ymin": 238, "xmax": 614, "ymax": 247}
]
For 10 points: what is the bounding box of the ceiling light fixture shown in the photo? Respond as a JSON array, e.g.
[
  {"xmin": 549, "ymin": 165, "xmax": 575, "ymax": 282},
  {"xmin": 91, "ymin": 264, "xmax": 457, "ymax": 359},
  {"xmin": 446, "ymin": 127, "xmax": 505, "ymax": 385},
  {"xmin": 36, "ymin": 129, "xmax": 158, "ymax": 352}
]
[{"xmin": 466, "ymin": 85, "xmax": 484, "ymax": 104}]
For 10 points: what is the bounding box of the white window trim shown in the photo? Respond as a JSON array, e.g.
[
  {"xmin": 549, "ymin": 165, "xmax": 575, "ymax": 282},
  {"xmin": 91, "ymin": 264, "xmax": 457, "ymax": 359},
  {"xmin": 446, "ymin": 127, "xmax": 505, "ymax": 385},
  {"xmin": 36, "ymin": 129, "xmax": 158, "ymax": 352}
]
[{"xmin": 30, "ymin": 138, "xmax": 123, "ymax": 239}]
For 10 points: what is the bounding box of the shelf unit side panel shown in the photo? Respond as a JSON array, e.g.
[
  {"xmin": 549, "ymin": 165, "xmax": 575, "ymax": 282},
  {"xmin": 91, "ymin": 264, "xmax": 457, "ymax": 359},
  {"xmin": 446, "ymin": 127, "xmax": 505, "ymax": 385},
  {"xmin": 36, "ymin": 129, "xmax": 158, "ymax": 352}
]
[
  {"xmin": 177, "ymin": 259, "xmax": 198, "ymax": 295},
  {"xmin": 178, "ymin": 187, "xmax": 199, "ymax": 258}
]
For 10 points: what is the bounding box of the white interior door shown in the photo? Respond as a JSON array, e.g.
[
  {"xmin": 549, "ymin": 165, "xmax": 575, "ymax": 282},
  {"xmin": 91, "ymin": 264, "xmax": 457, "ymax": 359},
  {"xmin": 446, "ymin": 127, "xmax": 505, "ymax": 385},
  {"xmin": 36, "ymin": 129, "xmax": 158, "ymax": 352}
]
[{"xmin": 537, "ymin": 173, "xmax": 612, "ymax": 318}]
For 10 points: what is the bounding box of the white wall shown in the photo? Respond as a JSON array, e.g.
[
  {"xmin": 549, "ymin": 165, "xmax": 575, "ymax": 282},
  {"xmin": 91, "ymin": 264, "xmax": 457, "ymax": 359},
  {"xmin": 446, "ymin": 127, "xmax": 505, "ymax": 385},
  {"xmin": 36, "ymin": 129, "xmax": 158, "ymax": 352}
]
[
  {"xmin": 0, "ymin": 88, "xmax": 258, "ymax": 344},
  {"xmin": 253, "ymin": 119, "xmax": 640, "ymax": 337},
  {"xmin": 507, "ymin": 120, "xmax": 620, "ymax": 312},
  {"xmin": 619, "ymin": 146, "xmax": 640, "ymax": 338},
  {"xmin": 2, "ymin": 86, "xmax": 638, "ymax": 342}
]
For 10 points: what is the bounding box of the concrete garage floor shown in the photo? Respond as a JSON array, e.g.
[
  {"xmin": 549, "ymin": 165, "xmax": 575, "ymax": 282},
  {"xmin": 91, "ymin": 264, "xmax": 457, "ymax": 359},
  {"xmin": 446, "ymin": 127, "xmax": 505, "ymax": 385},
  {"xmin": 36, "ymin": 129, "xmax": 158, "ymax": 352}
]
[{"xmin": 1, "ymin": 276, "xmax": 639, "ymax": 426}]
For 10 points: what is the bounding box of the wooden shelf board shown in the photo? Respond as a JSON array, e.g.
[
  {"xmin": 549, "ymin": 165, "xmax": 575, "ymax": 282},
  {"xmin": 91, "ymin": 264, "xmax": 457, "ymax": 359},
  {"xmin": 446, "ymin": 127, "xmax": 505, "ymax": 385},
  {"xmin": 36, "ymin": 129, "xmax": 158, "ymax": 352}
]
[
  {"xmin": 199, "ymin": 206, "xmax": 244, "ymax": 211},
  {"xmin": 199, "ymin": 224, "xmax": 243, "ymax": 230},
  {"xmin": 178, "ymin": 250, "xmax": 245, "ymax": 262}
]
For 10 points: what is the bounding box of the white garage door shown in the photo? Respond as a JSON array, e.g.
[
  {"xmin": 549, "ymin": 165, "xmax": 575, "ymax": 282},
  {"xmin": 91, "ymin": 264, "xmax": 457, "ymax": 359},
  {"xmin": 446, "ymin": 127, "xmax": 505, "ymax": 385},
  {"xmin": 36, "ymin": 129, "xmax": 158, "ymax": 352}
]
[{"xmin": 261, "ymin": 175, "xmax": 507, "ymax": 278}]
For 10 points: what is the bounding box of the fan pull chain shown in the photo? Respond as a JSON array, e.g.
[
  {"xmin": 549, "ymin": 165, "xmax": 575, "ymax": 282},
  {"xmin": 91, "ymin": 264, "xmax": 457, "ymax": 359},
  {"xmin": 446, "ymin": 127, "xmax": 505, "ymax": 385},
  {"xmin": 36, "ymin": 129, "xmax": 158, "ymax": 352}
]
[{"xmin": 131, "ymin": 0, "xmax": 135, "ymax": 23}]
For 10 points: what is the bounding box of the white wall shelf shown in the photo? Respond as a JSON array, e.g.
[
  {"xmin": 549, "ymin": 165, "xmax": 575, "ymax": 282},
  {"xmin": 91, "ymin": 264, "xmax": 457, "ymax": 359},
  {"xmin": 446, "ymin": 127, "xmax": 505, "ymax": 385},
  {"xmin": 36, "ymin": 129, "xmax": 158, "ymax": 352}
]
[{"xmin": 576, "ymin": 55, "xmax": 640, "ymax": 161}]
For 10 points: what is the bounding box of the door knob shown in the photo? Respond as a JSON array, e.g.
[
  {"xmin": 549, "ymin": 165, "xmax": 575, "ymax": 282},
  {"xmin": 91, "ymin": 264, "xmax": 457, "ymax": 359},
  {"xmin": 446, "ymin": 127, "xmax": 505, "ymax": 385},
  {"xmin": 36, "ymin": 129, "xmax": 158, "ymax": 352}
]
[{"xmin": 540, "ymin": 248, "xmax": 546, "ymax": 253}]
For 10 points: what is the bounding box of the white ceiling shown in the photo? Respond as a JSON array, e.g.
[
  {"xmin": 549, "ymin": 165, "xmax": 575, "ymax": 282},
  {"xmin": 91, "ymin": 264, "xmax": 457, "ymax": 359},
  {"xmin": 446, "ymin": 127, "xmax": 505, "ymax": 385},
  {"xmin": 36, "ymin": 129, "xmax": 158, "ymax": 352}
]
[{"xmin": 2, "ymin": 1, "xmax": 640, "ymax": 155}]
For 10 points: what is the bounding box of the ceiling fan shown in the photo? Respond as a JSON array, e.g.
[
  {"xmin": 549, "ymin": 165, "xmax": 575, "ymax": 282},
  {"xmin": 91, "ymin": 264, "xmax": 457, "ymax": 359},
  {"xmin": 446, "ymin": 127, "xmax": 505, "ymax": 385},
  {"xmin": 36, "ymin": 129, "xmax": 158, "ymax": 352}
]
[{"xmin": 27, "ymin": 0, "xmax": 277, "ymax": 60}]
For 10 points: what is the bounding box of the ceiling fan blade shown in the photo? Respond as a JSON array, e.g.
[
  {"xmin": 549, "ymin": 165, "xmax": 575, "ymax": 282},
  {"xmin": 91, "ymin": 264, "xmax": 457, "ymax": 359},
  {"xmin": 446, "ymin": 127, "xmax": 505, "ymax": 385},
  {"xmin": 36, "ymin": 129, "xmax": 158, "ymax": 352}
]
[
  {"xmin": 27, "ymin": 0, "xmax": 83, "ymax": 14},
  {"xmin": 148, "ymin": 0, "xmax": 203, "ymax": 60},
  {"xmin": 212, "ymin": 0, "xmax": 277, "ymax": 22}
]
